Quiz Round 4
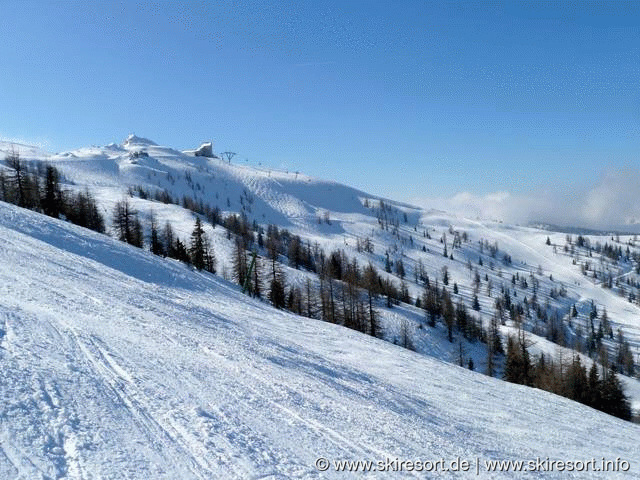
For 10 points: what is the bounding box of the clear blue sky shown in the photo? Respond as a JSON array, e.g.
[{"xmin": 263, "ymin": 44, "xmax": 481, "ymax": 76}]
[{"xmin": 1, "ymin": 1, "xmax": 639, "ymax": 201}]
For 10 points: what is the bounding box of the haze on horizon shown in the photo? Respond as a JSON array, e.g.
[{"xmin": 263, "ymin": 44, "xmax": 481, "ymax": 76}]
[{"xmin": 0, "ymin": 0, "xmax": 638, "ymax": 230}]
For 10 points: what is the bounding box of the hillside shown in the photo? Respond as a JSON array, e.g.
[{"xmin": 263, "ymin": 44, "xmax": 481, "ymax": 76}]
[
  {"xmin": 1, "ymin": 202, "xmax": 639, "ymax": 479},
  {"xmin": 2, "ymin": 138, "xmax": 640, "ymax": 413}
]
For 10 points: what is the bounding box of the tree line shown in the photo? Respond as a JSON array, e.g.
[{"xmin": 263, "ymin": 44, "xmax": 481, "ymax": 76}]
[
  {"xmin": 3, "ymin": 154, "xmax": 635, "ymax": 422},
  {"xmin": 504, "ymin": 328, "xmax": 632, "ymax": 420},
  {"xmin": 1, "ymin": 151, "xmax": 104, "ymax": 232}
]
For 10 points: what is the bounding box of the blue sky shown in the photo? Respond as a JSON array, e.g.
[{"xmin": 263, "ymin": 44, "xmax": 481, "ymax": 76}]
[{"xmin": 1, "ymin": 1, "xmax": 639, "ymax": 203}]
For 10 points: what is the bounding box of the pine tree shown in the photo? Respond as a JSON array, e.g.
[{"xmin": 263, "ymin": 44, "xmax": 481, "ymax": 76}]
[
  {"xmin": 396, "ymin": 259, "xmax": 405, "ymax": 279},
  {"xmin": 163, "ymin": 222, "xmax": 176, "ymax": 258},
  {"xmin": 202, "ymin": 235, "xmax": 216, "ymax": 273},
  {"xmin": 565, "ymin": 355, "xmax": 588, "ymax": 403},
  {"xmin": 587, "ymin": 361, "xmax": 601, "ymax": 409},
  {"xmin": 112, "ymin": 199, "xmax": 142, "ymax": 247},
  {"xmin": 504, "ymin": 336, "xmax": 522, "ymax": 384},
  {"xmin": 443, "ymin": 290, "xmax": 455, "ymax": 342},
  {"xmin": 248, "ymin": 252, "xmax": 261, "ymax": 297},
  {"xmin": 442, "ymin": 266, "xmax": 449, "ymax": 285},
  {"xmin": 362, "ymin": 262, "xmax": 380, "ymax": 337},
  {"xmin": 488, "ymin": 313, "xmax": 504, "ymax": 355},
  {"xmin": 504, "ymin": 331, "xmax": 532, "ymax": 386},
  {"xmin": 66, "ymin": 189, "xmax": 105, "ymax": 233},
  {"xmin": 232, "ymin": 238, "xmax": 248, "ymax": 286},
  {"xmin": 472, "ymin": 294, "xmax": 480, "ymax": 311},
  {"xmin": 173, "ymin": 238, "xmax": 190, "ymax": 263},
  {"xmin": 42, "ymin": 165, "xmax": 63, "ymax": 218},
  {"xmin": 600, "ymin": 366, "xmax": 632, "ymax": 420},
  {"xmin": 5, "ymin": 148, "xmax": 26, "ymax": 207},
  {"xmin": 149, "ymin": 211, "xmax": 164, "ymax": 256},
  {"xmin": 269, "ymin": 266, "xmax": 286, "ymax": 309},
  {"xmin": 384, "ymin": 253, "xmax": 391, "ymax": 273},
  {"xmin": 288, "ymin": 235, "xmax": 302, "ymax": 269},
  {"xmin": 188, "ymin": 217, "xmax": 207, "ymax": 270}
]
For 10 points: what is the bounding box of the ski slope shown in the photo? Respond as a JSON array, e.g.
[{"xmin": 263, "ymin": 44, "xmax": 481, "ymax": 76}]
[
  {"xmin": 2, "ymin": 136, "xmax": 640, "ymax": 409},
  {"xmin": 0, "ymin": 202, "xmax": 639, "ymax": 479}
]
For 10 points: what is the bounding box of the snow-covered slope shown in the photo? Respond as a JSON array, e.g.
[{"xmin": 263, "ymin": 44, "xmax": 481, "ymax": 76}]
[
  {"xmin": 1, "ymin": 202, "xmax": 639, "ymax": 479},
  {"xmin": 2, "ymin": 136, "xmax": 640, "ymax": 407}
]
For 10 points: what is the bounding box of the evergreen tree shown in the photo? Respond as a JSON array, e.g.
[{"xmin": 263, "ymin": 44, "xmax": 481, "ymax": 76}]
[
  {"xmin": 66, "ymin": 189, "xmax": 105, "ymax": 233},
  {"xmin": 202, "ymin": 235, "xmax": 216, "ymax": 274},
  {"xmin": 587, "ymin": 361, "xmax": 601, "ymax": 410},
  {"xmin": 173, "ymin": 238, "xmax": 190, "ymax": 263},
  {"xmin": 504, "ymin": 336, "xmax": 522, "ymax": 384},
  {"xmin": 565, "ymin": 355, "xmax": 588, "ymax": 403},
  {"xmin": 232, "ymin": 238, "xmax": 249, "ymax": 286},
  {"xmin": 112, "ymin": 199, "xmax": 142, "ymax": 247},
  {"xmin": 5, "ymin": 148, "xmax": 26, "ymax": 207},
  {"xmin": 249, "ymin": 253, "xmax": 261, "ymax": 297},
  {"xmin": 42, "ymin": 165, "xmax": 63, "ymax": 218},
  {"xmin": 396, "ymin": 259, "xmax": 405, "ymax": 279},
  {"xmin": 163, "ymin": 222, "xmax": 176, "ymax": 258},
  {"xmin": 504, "ymin": 332, "xmax": 532, "ymax": 386},
  {"xmin": 362, "ymin": 262, "xmax": 380, "ymax": 337},
  {"xmin": 149, "ymin": 211, "xmax": 164, "ymax": 256},
  {"xmin": 269, "ymin": 266, "xmax": 286, "ymax": 309},
  {"xmin": 600, "ymin": 366, "xmax": 632, "ymax": 420},
  {"xmin": 443, "ymin": 290, "xmax": 455, "ymax": 342},
  {"xmin": 472, "ymin": 294, "xmax": 481, "ymax": 311},
  {"xmin": 287, "ymin": 235, "xmax": 302, "ymax": 269},
  {"xmin": 189, "ymin": 217, "xmax": 207, "ymax": 270}
]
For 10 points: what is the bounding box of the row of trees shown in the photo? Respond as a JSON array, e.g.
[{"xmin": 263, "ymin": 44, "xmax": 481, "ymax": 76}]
[
  {"xmin": 504, "ymin": 329, "xmax": 632, "ymax": 420},
  {"xmin": 4, "ymin": 158, "xmax": 635, "ymax": 422},
  {"xmin": 1, "ymin": 152, "xmax": 105, "ymax": 232},
  {"xmin": 112, "ymin": 199, "xmax": 216, "ymax": 274},
  {"xmin": 230, "ymin": 226, "xmax": 387, "ymax": 337}
]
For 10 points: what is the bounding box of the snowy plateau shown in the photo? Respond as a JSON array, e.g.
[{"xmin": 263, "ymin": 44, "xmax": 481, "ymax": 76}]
[{"xmin": 0, "ymin": 136, "xmax": 638, "ymax": 479}]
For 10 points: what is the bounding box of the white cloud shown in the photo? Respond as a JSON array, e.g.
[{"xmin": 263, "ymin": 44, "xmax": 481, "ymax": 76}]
[{"xmin": 414, "ymin": 167, "xmax": 640, "ymax": 232}]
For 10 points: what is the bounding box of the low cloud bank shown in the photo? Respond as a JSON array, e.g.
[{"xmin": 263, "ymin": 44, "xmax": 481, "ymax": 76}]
[{"xmin": 415, "ymin": 167, "xmax": 640, "ymax": 233}]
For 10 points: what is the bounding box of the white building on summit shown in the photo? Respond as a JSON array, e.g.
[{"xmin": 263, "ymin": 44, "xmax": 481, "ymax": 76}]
[{"xmin": 184, "ymin": 141, "xmax": 218, "ymax": 158}]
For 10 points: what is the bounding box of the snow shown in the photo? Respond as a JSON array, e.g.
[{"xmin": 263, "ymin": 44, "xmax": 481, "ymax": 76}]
[
  {"xmin": 122, "ymin": 134, "xmax": 158, "ymax": 147},
  {"xmin": 2, "ymin": 138, "xmax": 640, "ymax": 372},
  {"xmin": 0, "ymin": 201, "xmax": 639, "ymax": 479},
  {"xmin": 184, "ymin": 142, "xmax": 216, "ymax": 158}
]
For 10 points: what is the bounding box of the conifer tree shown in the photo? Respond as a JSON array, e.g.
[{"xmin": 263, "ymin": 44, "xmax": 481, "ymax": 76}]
[
  {"xmin": 173, "ymin": 238, "xmax": 190, "ymax": 263},
  {"xmin": 362, "ymin": 262, "xmax": 380, "ymax": 337},
  {"xmin": 442, "ymin": 290, "xmax": 455, "ymax": 342},
  {"xmin": 149, "ymin": 211, "xmax": 164, "ymax": 256},
  {"xmin": 42, "ymin": 165, "xmax": 63, "ymax": 218},
  {"xmin": 5, "ymin": 148, "xmax": 26, "ymax": 207},
  {"xmin": 112, "ymin": 199, "xmax": 142, "ymax": 247},
  {"xmin": 232, "ymin": 237, "xmax": 249, "ymax": 286},
  {"xmin": 189, "ymin": 217, "xmax": 207, "ymax": 270},
  {"xmin": 600, "ymin": 366, "xmax": 632, "ymax": 420},
  {"xmin": 163, "ymin": 221, "xmax": 176, "ymax": 258},
  {"xmin": 269, "ymin": 265, "xmax": 286, "ymax": 309}
]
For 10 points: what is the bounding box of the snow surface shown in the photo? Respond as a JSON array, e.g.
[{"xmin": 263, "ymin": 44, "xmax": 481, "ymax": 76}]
[
  {"xmin": 2, "ymin": 138, "xmax": 640, "ymax": 382},
  {"xmin": 2, "ymin": 137, "xmax": 640, "ymax": 404},
  {"xmin": 0, "ymin": 201, "xmax": 639, "ymax": 479}
]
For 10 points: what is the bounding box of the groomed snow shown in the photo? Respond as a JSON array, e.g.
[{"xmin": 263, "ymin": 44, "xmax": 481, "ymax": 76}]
[{"xmin": 0, "ymin": 202, "xmax": 638, "ymax": 479}]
